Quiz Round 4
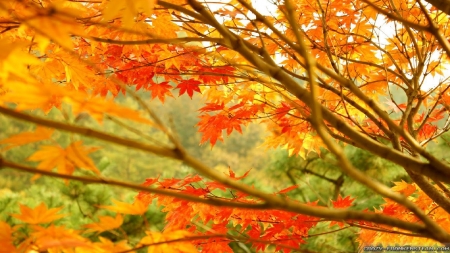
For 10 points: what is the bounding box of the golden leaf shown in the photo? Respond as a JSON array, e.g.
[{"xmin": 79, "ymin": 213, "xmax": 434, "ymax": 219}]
[
  {"xmin": 138, "ymin": 230, "xmax": 199, "ymax": 253},
  {"xmin": 103, "ymin": 0, "xmax": 156, "ymax": 28},
  {"xmin": 84, "ymin": 214, "xmax": 123, "ymax": 233},
  {"xmin": 11, "ymin": 203, "xmax": 66, "ymax": 225},
  {"xmin": 0, "ymin": 126, "xmax": 54, "ymax": 151},
  {"xmin": 27, "ymin": 141, "xmax": 100, "ymax": 181}
]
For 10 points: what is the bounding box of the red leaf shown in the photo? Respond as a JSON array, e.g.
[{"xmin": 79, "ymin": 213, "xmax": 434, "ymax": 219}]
[
  {"xmin": 178, "ymin": 175, "xmax": 203, "ymax": 187},
  {"xmin": 332, "ymin": 195, "xmax": 355, "ymax": 208},
  {"xmin": 199, "ymin": 102, "xmax": 224, "ymax": 113},
  {"xmin": 142, "ymin": 176, "xmax": 160, "ymax": 187},
  {"xmin": 277, "ymin": 185, "xmax": 298, "ymax": 194},
  {"xmin": 205, "ymin": 181, "xmax": 228, "ymax": 191},
  {"xmin": 176, "ymin": 79, "xmax": 201, "ymax": 98},
  {"xmin": 159, "ymin": 178, "xmax": 181, "ymax": 188},
  {"xmin": 227, "ymin": 167, "xmax": 251, "ymax": 180}
]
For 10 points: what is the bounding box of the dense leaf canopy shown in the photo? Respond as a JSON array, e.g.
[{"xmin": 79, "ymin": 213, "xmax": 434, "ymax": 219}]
[{"xmin": 1, "ymin": 0, "xmax": 450, "ymax": 252}]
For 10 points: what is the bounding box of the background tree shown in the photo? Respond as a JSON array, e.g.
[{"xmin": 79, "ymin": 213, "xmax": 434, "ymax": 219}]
[{"xmin": 1, "ymin": 0, "xmax": 450, "ymax": 252}]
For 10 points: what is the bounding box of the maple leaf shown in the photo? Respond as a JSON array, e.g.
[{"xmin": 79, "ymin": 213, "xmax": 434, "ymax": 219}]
[
  {"xmin": 84, "ymin": 214, "xmax": 123, "ymax": 234},
  {"xmin": 149, "ymin": 82, "xmax": 174, "ymax": 103},
  {"xmin": 176, "ymin": 80, "xmax": 202, "ymax": 98},
  {"xmin": 227, "ymin": 167, "xmax": 251, "ymax": 180},
  {"xmin": 23, "ymin": 224, "xmax": 92, "ymax": 252},
  {"xmin": 198, "ymin": 102, "xmax": 225, "ymax": 113},
  {"xmin": 10, "ymin": 203, "xmax": 66, "ymax": 225},
  {"xmin": 95, "ymin": 237, "xmax": 135, "ymax": 253},
  {"xmin": 0, "ymin": 80, "xmax": 64, "ymax": 113},
  {"xmin": 0, "ymin": 221, "xmax": 16, "ymax": 253},
  {"xmin": 277, "ymin": 185, "xmax": 299, "ymax": 194},
  {"xmin": 205, "ymin": 181, "xmax": 228, "ymax": 192},
  {"xmin": 103, "ymin": 0, "xmax": 156, "ymax": 28},
  {"xmin": 65, "ymin": 94, "xmax": 154, "ymax": 124},
  {"xmin": 332, "ymin": 195, "xmax": 355, "ymax": 209},
  {"xmin": 99, "ymin": 199, "xmax": 148, "ymax": 215},
  {"xmin": 197, "ymin": 114, "xmax": 224, "ymax": 146},
  {"xmin": 0, "ymin": 126, "xmax": 54, "ymax": 151},
  {"xmin": 137, "ymin": 230, "xmax": 199, "ymax": 253},
  {"xmin": 391, "ymin": 181, "xmax": 416, "ymax": 197},
  {"xmin": 418, "ymin": 124, "xmax": 437, "ymax": 141},
  {"xmin": 0, "ymin": 39, "xmax": 41, "ymax": 82},
  {"xmin": 27, "ymin": 141, "xmax": 100, "ymax": 181}
]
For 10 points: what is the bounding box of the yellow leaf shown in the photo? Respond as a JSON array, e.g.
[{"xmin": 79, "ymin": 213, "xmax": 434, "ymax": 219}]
[
  {"xmin": 391, "ymin": 180, "xmax": 417, "ymax": 197},
  {"xmin": 66, "ymin": 141, "xmax": 101, "ymax": 175},
  {"xmin": 84, "ymin": 214, "xmax": 123, "ymax": 233},
  {"xmin": 0, "ymin": 126, "xmax": 54, "ymax": 151},
  {"xmin": 0, "ymin": 80, "xmax": 65, "ymax": 113},
  {"xmin": 138, "ymin": 230, "xmax": 199, "ymax": 253},
  {"xmin": 95, "ymin": 237, "xmax": 135, "ymax": 253},
  {"xmin": 11, "ymin": 203, "xmax": 66, "ymax": 225},
  {"xmin": 150, "ymin": 14, "xmax": 179, "ymax": 38},
  {"xmin": 0, "ymin": 39, "xmax": 41, "ymax": 82},
  {"xmin": 103, "ymin": 0, "xmax": 156, "ymax": 28},
  {"xmin": 27, "ymin": 141, "xmax": 100, "ymax": 181},
  {"xmin": 20, "ymin": 4, "xmax": 85, "ymax": 50},
  {"xmin": 64, "ymin": 94, "xmax": 154, "ymax": 125},
  {"xmin": 99, "ymin": 199, "xmax": 147, "ymax": 215}
]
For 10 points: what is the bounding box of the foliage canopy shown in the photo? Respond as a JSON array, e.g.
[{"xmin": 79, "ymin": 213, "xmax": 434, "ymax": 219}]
[{"xmin": 1, "ymin": 0, "xmax": 450, "ymax": 252}]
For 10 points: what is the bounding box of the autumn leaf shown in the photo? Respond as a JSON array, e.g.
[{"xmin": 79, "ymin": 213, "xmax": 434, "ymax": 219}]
[
  {"xmin": 391, "ymin": 181, "xmax": 416, "ymax": 197},
  {"xmin": 99, "ymin": 199, "xmax": 148, "ymax": 215},
  {"xmin": 84, "ymin": 214, "xmax": 123, "ymax": 233},
  {"xmin": 0, "ymin": 39, "xmax": 41, "ymax": 81},
  {"xmin": 176, "ymin": 80, "xmax": 202, "ymax": 98},
  {"xmin": 65, "ymin": 94, "xmax": 154, "ymax": 124},
  {"xmin": 0, "ymin": 126, "xmax": 54, "ymax": 151},
  {"xmin": 277, "ymin": 185, "xmax": 298, "ymax": 194},
  {"xmin": 11, "ymin": 203, "xmax": 66, "ymax": 225},
  {"xmin": 23, "ymin": 224, "xmax": 92, "ymax": 252},
  {"xmin": 27, "ymin": 141, "xmax": 100, "ymax": 181},
  {"xmin": 95, "ymin": 237, "xmax": 135, "ymax": 253},
  {"xmin": 332, "ymin": 195, "xmax": 355, "ymax": 209},
  {"xmin": 0, "ymin": 80, "xmax": 65, "ymax": 112},
  {"xmin": 227, "ymin": 167, "xmax": 251, "ymax": 180},
  {"xmin": 149, "ymin": 82, "xmax": 174, "ymax": 103},
  {"xmin": 137, "ymin": 230, "xmax": 199, "ymax": 253},
  {"xmin": 0, "ymin": 221, "xmax": 16, "ymax": 253},
  {"xmin": 2, "ymin": 0, "xmax": 450, "ymax": 251},
  {"xmin": 103, "ymin": 0, "xmax": 156, "ymax": 28}
]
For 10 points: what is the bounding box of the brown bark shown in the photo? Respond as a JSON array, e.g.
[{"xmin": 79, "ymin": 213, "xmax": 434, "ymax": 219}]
[{"xmin": 425, "ymin": 0, "xmax": 450, "ymax": 15}]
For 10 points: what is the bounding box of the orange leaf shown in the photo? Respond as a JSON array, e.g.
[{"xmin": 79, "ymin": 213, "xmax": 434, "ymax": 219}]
[
  {"xmin": 149, "ymin": 82, "xmax": 174, "ymax": 103},
  {"xmin": 0, "ymin": 126, "xmax": 54, "ymax": 151},
  {"xmin": 65, "ymin": 95, "xmax": 154, "ymax": 125},
  {"xmin": 0, "ymin": 221, "xmax": 16, "ymax": 253},
  {"xmin": 103, "ymin": 0, "xmax": 156, "ymax": 28},
  {"xmin": 27, "ymin": 141, "xmax": 100, "ymax": 181},
  {"xmin": 95, "ymin": 237, "xmax": 134, "ymax": 253},
  {"xmin": 22, "ymin": 224, "xmax": 92, "ymax": 252},
  {"xmin": 391, "ymin": 180, "xmax": 416, "ymax": 197},
  {"xmin": 277, "ymin": 185, "xmax": 298, "ymax": 194},
  {"xmin": 84, "ymin": 214, "xmax": 123, "ymax": 233},
  {"xmin": 11, "ymin": 203, "xmax": 66, "ymax": 225}
]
